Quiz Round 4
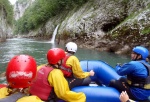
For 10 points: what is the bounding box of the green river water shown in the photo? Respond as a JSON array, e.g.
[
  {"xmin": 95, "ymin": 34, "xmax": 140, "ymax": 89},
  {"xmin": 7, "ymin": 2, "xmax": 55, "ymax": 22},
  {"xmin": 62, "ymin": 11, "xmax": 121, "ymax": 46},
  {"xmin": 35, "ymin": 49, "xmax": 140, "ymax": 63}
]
[{"xmin": 0, "ymin": 38, "xmax": 130, "ymax": 83}]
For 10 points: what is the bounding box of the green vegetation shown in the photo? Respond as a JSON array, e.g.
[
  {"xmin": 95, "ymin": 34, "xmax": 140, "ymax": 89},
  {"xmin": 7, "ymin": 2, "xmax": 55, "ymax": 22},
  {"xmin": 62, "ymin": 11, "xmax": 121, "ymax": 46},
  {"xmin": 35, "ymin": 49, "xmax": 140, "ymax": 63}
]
[
  {"xmin": 141, "ymin": 26, "xmax": 150, "ymax": 35},
  {"xmin": 15, "ymin": 0, "xmax": 88, "ymax": 34},
  {"xmin": 0, "ymin": 0, "xmax": 13, "ymax": 25}
]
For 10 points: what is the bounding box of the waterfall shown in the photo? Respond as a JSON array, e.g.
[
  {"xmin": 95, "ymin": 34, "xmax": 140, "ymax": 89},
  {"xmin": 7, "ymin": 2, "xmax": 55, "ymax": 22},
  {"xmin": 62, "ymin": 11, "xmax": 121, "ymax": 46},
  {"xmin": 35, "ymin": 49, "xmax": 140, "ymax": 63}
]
[{"xmin": 50, "ymin": 25, "xmax": 59, "ymax": 43}]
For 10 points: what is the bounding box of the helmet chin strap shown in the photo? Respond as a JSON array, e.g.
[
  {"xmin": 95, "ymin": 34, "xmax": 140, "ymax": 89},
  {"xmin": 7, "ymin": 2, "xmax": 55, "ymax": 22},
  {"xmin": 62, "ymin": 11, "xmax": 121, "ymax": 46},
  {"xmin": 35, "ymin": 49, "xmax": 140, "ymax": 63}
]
[
  {"xmin": 50, "ymin": 59, "xmax": 63, "ymax": 69},
  {"xmin": 133, "ymin": 54, "xmax": 142, "ymax": 61},
  {"xmin": 57, "ymin": 59, "xmax": 63, "ymax": 69},
  {"xmin": 133, "ymin": 56, "xmax": 138, "ymax": 61},
  {"xmin": 65, "ymin": 47, "xmax": 67, "ymax": 52},
  {"xmin": 50, "ymin": 64, "xmax": 59, "ymax": 69},
  {"xmin": 57, "ymin": 63, "xmax": 61, "ymax": 69}
]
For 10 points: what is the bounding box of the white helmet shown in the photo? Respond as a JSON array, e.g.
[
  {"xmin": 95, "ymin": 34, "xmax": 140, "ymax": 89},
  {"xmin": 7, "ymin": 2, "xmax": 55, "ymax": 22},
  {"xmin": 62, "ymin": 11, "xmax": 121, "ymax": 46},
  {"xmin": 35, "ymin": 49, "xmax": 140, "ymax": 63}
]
[{"xmin": 66, "ymin": 42, "xmax": 77, "ymax": 53}]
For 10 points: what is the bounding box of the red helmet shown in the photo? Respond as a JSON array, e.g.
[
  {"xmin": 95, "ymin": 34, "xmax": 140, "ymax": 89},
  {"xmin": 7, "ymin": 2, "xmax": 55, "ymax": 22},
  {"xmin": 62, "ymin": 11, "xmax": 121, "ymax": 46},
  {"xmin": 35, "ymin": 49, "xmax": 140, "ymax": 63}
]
[
  {"xmin": 47, "ymin": 48, "xmax": 65, "ymax": 64},
  {"xmin": 6, "ymin": 55, "xmax": 37, "ymax": 88}
]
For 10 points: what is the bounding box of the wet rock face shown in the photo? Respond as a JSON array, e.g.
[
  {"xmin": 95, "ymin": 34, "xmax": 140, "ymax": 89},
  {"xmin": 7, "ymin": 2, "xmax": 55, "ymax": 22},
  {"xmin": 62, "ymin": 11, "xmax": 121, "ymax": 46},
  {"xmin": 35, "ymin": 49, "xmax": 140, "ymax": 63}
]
[
  {"xmin": 62, "ymin": 0, "xmax": 150, "ymax": 55},
  {"xmin": 14, "ymin": 0, "xmax": 35, "ymax": 20},
  {"xmin": 108, "ymin": 5, "xmax": 150, "ymax": 54},
  {"xmin": 18, "ymin": 0, "xmax": 150, "ymax": 55},
  {"xmin": 0, "ymin": 8, "xmax": 13, "ymax": 42}
]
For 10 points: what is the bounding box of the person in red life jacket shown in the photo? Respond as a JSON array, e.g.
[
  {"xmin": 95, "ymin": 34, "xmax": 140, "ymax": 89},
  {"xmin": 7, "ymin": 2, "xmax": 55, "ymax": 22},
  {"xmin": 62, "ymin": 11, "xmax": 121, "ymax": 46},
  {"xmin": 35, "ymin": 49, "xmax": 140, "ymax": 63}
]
[
  {"xmin": 29, "ymin": 48, "xmax": 86, "ymax": 102},
  {"xmin": 0, "ymin": 55, "xmax": 43, "ymax": 102},
  {"xmin": 61, "ymin": 42, "xmax": 95, "ymax": 89}
]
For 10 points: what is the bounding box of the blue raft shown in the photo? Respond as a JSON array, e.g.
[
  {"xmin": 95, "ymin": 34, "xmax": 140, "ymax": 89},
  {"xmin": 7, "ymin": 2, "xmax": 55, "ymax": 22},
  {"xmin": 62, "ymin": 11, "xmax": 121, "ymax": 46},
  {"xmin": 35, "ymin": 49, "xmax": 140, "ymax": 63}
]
[
  {"xmin": 80, "ymin": 60, "xmax": 121, "ymax": 85},
  {"xmin": 0, "ymin": 60, "xmax": 122, "ymax": 102},
  {"xmin": 72, "ymin": 86, "xmax": 120, "ymax": 102},
  {"xmin": 71, "ymin": 60, "xmax": 121, "ymax": 102}
]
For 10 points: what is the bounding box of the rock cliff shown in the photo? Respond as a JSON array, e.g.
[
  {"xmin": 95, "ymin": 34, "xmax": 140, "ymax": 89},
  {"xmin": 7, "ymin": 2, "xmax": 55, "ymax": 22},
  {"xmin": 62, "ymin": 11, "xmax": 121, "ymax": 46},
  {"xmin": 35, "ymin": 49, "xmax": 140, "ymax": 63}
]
[
  {"xmin": 0, "ymin": 1, "xmax": 13, "ymax": 42},
  {"xmin": 13, "ymin": 0, "xmax": 150, "ymax": 55}
]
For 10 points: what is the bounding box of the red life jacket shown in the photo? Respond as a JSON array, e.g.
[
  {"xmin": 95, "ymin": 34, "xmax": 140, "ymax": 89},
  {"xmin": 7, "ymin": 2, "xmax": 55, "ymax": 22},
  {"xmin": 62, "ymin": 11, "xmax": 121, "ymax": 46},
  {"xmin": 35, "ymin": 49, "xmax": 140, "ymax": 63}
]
[
  {"xmin": 60, "ymin": 53, "xmax": 73, "ymax": 77},
  {"xmin": 30, "ymin": 66, "xmax": 53, "ymax": 101},
  {"xmin": 0, "ymin": 84, "xmax": 7, "ymax": 88}
]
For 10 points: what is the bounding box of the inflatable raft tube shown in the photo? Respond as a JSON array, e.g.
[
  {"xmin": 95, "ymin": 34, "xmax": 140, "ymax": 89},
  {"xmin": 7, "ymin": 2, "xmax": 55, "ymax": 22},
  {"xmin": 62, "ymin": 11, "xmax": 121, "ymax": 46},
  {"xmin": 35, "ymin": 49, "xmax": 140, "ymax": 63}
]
[
  {"xmin": 0, "ymin": 84, "xmax": 120, "ymax": 102},
  {"xmin": 72, "ymin": 86, "xmax": 120, "ymax": 102},
  {"xmin": 80, "ymin": 60, "xmax": 121, "ymax": 85}
]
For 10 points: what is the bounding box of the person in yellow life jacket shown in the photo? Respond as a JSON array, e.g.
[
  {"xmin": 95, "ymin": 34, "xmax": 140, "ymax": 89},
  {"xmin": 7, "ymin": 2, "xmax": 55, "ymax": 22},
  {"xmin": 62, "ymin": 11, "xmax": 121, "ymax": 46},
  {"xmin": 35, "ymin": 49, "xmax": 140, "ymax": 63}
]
[
  {"xmin": 0, "ymin": 55, "xmax": 43, "ymax": 102},
  {"xmin": 29, "ymin": 48, "xmax": 86, "ymax": 102},
  {"xmin": 61, "ymin": 42, "xmax": 95, "ymax": 89}
]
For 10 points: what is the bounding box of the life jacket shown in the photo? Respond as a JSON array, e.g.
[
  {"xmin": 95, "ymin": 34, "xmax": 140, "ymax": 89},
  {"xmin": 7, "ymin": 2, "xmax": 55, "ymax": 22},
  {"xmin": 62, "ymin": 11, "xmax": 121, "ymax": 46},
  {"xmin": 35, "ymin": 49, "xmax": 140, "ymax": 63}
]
[
  {"xmin": 0, "ymin": 84, "xmax": 7, "ymax": 88},
  {"xmin": 127, "ymin": 61, "xmax": 150, "ymax": 89},
  {"xmin": 60, "ymin": 53, "xmax": 73, "ymax": 77},
  {"xmin": 29, "ymin": 66, "xmax": 54, "ymax": 101}
]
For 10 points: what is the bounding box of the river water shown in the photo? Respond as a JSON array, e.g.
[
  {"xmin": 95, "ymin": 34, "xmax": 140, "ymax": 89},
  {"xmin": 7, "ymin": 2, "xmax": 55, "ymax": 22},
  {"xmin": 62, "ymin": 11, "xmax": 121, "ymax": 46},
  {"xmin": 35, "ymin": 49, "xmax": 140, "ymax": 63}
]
[{"xmin": 0, "ymin": 38, "xmax": 130, "ymax": 83}]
